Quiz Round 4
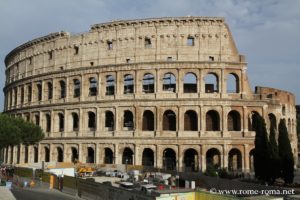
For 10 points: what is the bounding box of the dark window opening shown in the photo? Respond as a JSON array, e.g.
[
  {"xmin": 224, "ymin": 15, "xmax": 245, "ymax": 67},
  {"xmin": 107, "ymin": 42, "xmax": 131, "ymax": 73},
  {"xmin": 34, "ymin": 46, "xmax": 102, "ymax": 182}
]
[
  {"xmin": 71, "ymin": 147, "xmax": 78, "ymax": 163},
  {"xmin": 142, "ymin": 110, "xmax": 154, "ymax": 131},
  {"xmin": 90, "ymin": 62, "xmax": 94, "ymax": 66},
  {"xmin": 105, "ymin": 111, "xmax": 114, "ymax": 131},
  {"xmin": 187, "ymin": 36, "xmax": 195, "ymax": 46},
  {"xmin": 209, "ymin": 56, "xmax": 214, "ymax": 61},
  {"xmin": 183, "ymin": 73, "xmax": 197, "ymax": 93},
  {"xmin": 29, "ymin": 57, "xmax": 32, "ymax": 65},
  {"xmin": 48, "ymin": 51, "xmax": 53, "ymax": 60},
  {"xmin": 268, "ymin": 113, "xmax": 277, "ymax": 130},
  {"xmin": 206, "ymin": 110, "xmax": 220, "ymax": 131},
  {"xmin": 126, "ymin": 58, "xmax": 131, "ymax": 63},
  {"xmin": 122, "ymin": 148, "xmax": 133, "ymax": 165},
  {"xmin": 87, "ymin": 147, "xmax": 95, "ymax": 163},
  {"xmin": 206, "ymin": 148, "xmax": 221, "ymax": 168},
  {"xmin": 143, "ymin": 73, "xmax": 154, "ymax": 93},
  {"xmin": 47, "ymin": 82, "xmax": 53, "ymax": 100},
  {"xmin": 124, "ymin": 110, "xmax": 134, "ymax": 130},
  {"xmin": 184, "ymin": 149, "xmax": 198, "ymax": 172},
  {"xmin": 37, "ymin": 84, "xmax": 42, "ymax": 101},
  {"xmin": 227, "ymin": 111, "xmax": 241, "ymax": 131},
  {"xmin": 227, "ymin": 73, "xmax": 239, "ymax": 93},
  {"xmin": 73, "ymin": 79, "xmax": 81, "ymax": 97},
  {"xmin": 59, "ymin": 80, "xmax": 66, "ymax": 98},
  {"xmin": 57, "ymin": 147, "xmax": 63, "ymax": 162},
  {"xmin": 107, "ymin": 41, "xmax": 113, "ymax": 50},
  {"xmin": 124, "ymin": 74, "xmax": 134, "ymax": 94},
  {"xmin": 34, "ymin": 147, "xmax": 38, "ymax": 163},
  {"xmin": 72, "ymin": 113, "xmax": 79, "ymax": 131},
  {"xmin": 163, "ymin": 110, "xmax": 176, "ymax": 131},
  {"xmin": 184, "ymin": 110, "xmax": 198, "ymax": 131},
  {"xmin": 21, "ymin": 87, "xmax": 24, "ymax": 104},
  {"xmin": 106, "ymin": 75, "xmax": 115, "ymax": 95},
  {"xmin": 14, "ymin": 88, "xmax": 17, "ymax": 105},
  {"xmin": 28, "ymin": 85, "xmax": 32, "ymax": 102},
  {"xmin": 35, "ymin": 115, "xmax": 40, "ymax": 126},
  {"xmin": 24, "ymin": 146, "xmax": 29, "ymax": 163},
  {"xmin": 58, "ymin": 113, "xmax": 64, "ymax": 132},
  {"xmin": 88, "ymin": 112, "xmax": 96, "ymax": 130},
  {"xmin": 74, "ymin": 46, "xmax": 79, "ymax": 55},
  {"xmin": 228, "ymin": 149, "xmax": 242, "ymax": 171},
  {"xmin": 282, "ymin": 106, "xmax": 286, "ymax": 116},
  {"xmin": 163, "ymin": 73, "xmax": 176, "ymax": 92},
  {"xmin": 104, "ymin": 148, "xmax": 114, "ymax": 164},
  {"xmin": 44, "ymin": 147, "xmax": 50, "ymax": 162},
  {"xmin": 89, "ymin": 77, "xmax": 97, "ymax": 96},
  {"xmin": 46, "ymin": 114, "xmax": 51, "ymax": 132},
  {"xmin": 167, "ymin": 57, "xmax": 172, "ymax": 61},
  {"xmin": 145, "ymin": 38, "xmax": 152, "ymax": 48},
  {"xmin": 142, "ymin": 148, "xmax": 154, "ymax": 167},
  {"xmin": 163, "ymin": 148, "xmax": 176, "ymax": 171}
]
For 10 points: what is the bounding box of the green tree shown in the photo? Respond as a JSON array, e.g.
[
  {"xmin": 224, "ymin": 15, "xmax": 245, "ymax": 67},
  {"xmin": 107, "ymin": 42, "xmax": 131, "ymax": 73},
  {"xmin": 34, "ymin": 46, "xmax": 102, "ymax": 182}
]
[
  {"xmin": 278, "ymin": 119, "xmax": 294, "ymax": 184},
  {"xmin": 268, "ymin": 125, "xmax": 280, "ymax": 184},
  {"xmin": 0, "ymin": 114, "xmax": 21, "ymax": 148},
  {"xmin": 253, "ymin": 114, "xmax": 270, "ymax": 183}
]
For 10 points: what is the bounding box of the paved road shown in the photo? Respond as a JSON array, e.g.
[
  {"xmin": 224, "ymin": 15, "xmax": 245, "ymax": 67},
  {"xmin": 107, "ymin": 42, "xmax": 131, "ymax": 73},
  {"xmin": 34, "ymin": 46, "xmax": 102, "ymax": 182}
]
[{"xmin": 11, "ymin": 186, "xmax": 80, "ymax": 200}]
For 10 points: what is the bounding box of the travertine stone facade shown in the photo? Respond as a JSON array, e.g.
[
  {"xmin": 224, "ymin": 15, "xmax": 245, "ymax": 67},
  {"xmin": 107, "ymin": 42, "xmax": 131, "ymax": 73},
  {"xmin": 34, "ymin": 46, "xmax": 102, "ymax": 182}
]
[{"xmin": 2, "ymin": 17, "xmax": 297, "ymax": 172}]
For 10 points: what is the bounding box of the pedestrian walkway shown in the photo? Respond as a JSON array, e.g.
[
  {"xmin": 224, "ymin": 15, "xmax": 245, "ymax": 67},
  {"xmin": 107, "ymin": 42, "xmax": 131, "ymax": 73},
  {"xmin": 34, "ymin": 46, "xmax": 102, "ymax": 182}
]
[{"xmin": 0, "ymin": 186, "xmax": 16, "ymax": 200}]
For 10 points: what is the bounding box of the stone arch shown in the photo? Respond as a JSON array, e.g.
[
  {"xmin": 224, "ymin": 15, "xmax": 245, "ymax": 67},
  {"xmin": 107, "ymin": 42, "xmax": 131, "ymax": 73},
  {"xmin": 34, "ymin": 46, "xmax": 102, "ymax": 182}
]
[
  {"xmin": 36, "ymin": 83, "xmax": 42, "ymax": 101},
  {"xmin": 142, "ymin": 110, "xmax": 154, "ymax": 131},
  {"xmin": 73, "ymin": 79, "xmax": 81, "ymax": 97},
  {"xmin": 34, "ymin": 146, "xmax": 38, "ymax": 163},
  {"xmin": 227, "ymin": 110, "xmax": 241, "ymax": 131},
  {"xmin": 45, "ymin": 113, "xmax": 51, "ymax": 132},
  {"xmin": 142, "ymin": 148, "xmax": 154, "ymax": 167},
  {"xmin": 163, "ymin": 72, "xmax": 176, "ymax": 92},
  {"xmin": 104, "ymin": 147, "xmax": 114, "ymax": 164},
  {"xmin": 87, "ymin": 147, "xmax": 95, "ymax": 163},
  {"xmin": 24, "ymin": 145, "xmax": 29, "ymax": 163},
  {"xmin": 227, "ymin": 73, "xmax": 239, "ymax": 93},
  {"xmin": 268, "ymin": 113, "xmax": 277, "ymax": 130},
  {"xmin": 183, "ymin": 72, "xmax": 197, "ymax": 93},
  {"xmin": 122, "ymin": 147, "xmax": 134, "ymax": 164},
  {"xmin": 44, "ymin": 146, "xmax": 50, "ymax": 162},
  {"xmin": 206, "ymin": 110, "xmax": 220, "ymax": 131},
  {"xmin": 228, "ymin": 148, "xmax": 242, "ymax": 171},
  {"xmin": 47, "ymin": 82, "xmax": 53, "ymax": 100},
  {"xmin": 248, "ymin": 111, "xmax": 261, "ymax": 131},
  {"xmin": 205, "ymin": 73, "xmax": 219, "ymax": 93},
  {"xmin": 105, "ymin": 111, "xmax": 114, "ymax": 131},
  {"xmin": 163, "ymin": 148, "xmax": 177, "ymax": 171},
  {"xmin": 72, "ymin": 112, "xmax": 79, "ymax": 131},
  {"xmin": 184, "ymin": 148, "xmax": 199, "ymax": 172},
  {"xmin": 106, "ymin": 75, "xmax": 114, "ymax": 95},
  {"xmin": 59, "ymin": 80, "xmax": 66, "ymax": 98},
  {"xmin": 88, "ymin": 111, "xmax": 96, "ymax": 130},
  {"xmin": 58, "ymin": 113, "xmax": 64, "ymax": 132},
  {"xmin": 163, "ymin": 110, "xmax": 176, "ymax": 131},
  {"xmin": 143, "ymin": 73, "xmax": 155, "ymax": 93},
  {"xmin": 184, "ymin": 110, "xmax": 198, "ymax": 131},
  {"xmin": 123, "ymin": 110, "xmax": 134, "ymax": 130},
  {"xmin": 71, "ymin": 147, "xmax": 78, "ymax": 163},
  {"xmin": 57, "ymin": 147, "xmax": 64, "ymax": 162},
  {"xmin": 124, "ymin": 74, "xmax": 134, "ymax": 94},
  {"xmin": 206, "ymin": 148, "xmax": 221, "ymax": 168}
]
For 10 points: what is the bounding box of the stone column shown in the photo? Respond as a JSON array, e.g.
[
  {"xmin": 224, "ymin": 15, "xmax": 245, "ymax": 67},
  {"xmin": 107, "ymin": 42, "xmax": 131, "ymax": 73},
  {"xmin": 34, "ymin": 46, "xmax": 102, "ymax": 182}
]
[
  {"xmin": 78, "ymin": 143, "xmax": 83, "ymax": 163},
  {"xmin": 244, "ymin": 144, "xmax": 250, "ymax": 172},
  {"xmin": 243, "ymin": 106, "xmax": 248, "ymax": 132},
  {"xmin": 134, "ymin": 145, "xmax": 139, "ymax": 165},
  {"xmin": 223, "ymin": 145, "xmax": 228, "ymax": 169},
  {"xmin": 178, "ymin": 145, "xmax": 183, "ymax": 172},
  {"xmin": 201, "ymin": 145, "xmax": 206, "ymax": 172},
  {"xmin": 95, "ymin": 143, "xmax": 100, "ymax": 164}
]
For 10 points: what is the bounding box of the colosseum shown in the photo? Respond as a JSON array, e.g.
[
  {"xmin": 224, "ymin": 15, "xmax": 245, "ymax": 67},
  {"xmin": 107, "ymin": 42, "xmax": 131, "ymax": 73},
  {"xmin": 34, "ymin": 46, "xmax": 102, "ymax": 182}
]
[{"xmin": 1, "ymin": 17, "xmax": 297, "ymax": 172}]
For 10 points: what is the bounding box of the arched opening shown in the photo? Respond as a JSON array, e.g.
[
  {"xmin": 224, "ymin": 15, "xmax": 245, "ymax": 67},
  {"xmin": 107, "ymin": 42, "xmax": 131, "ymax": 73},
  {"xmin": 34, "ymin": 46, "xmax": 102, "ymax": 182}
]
[
  {"xmin": 142, "ymin": 148, "xmax": 154, "ymax": 167},
  {"xmin": 106, "ymin": 75, "xmax": 115, "ymax": 95},
  {"xmin": 47, "ymin": 82, "xmax": 53, "ymax": 100},
  {"xmin": 35, "ymin": 114, "xmax": 40, "ymax": 126},
  {"xmin": 44, "ymin": 147, "xmax": 50, "ymax": 162},
  {"xmin": 104, "ymin": 148, "xmax": 114, "ymax": 164},
  {"xmin": 288, "ymin": 118, "xmax": 291, "ymax": 133},
  {"xmin": 183, "ymin": 73, "xmax": 197, "ymax": 93},
  {"xmin": 88, "ymin": 112, "xmax": 96, "ymax": 130},
  {"xmin": 87, "ymin": 147, "xmax": 95, "ymax": 163},
  {"xmin": 34, "ymin": 146, "xmax": 38, "ymax": 163},
  {"xmin": 206, "ymin": 110, "xmax": 220, "ymax": 131},
  {"xmin": 124, "ymin": 74, "xmax": 134, "ymax": 94},
  {"xmin": 228, "ymin": 148, "xmax": 242, "ymax": 171},
  {"xmin": 248, "ymin": 111, "xmax": 260, "ymax": 131},
  {"xmin": 206, "ymin": 148, "xmax": 221, "ymax": 168},
  {"xmin": 27, "ymin": 85, "xmax": 32, "ymax": 102},
  {"xmin": 46, "ymin": 114, "xmax": 51, "ymax": 132},
  {"xmin": 89, "ymin": 77, "xmax": 98, "ymax": 96},
  {"xmin": 205, "ymin": 73, "xmax": 219, "ymax": 93},
  {"xmin": 73, "ymin": 79, "xmax": 81, "ymax": 97},
  {"xmin": 163, "ymin": 148, "xmax": 176, "ymax": 171},
  {"xmin": 105, "ymin": 111, "xmax": 114, "ymax": 131},
  {"xmin": 71, "ymin": 147, "xmax": 78, "ymax": 163},
  {"xmin": 58, "ymin": 113, "xmax": 64, "ymax": 132},
  {"xmin": 72, "ymin": 113, "xmax": 79, "ymax": 131},
  {"xmin": 142, "ymin": 110, "xmax": 154, "ymax": 131},
  {"xmin": 163, "ymin": 110, "xmax": 176, "ymax": 131},
  {"xmin": 59, "ymin": 80, "xmax": 66, "ymax": 98},
  {"xmin": 123, "ymin": 110, "xmax": 134, "ymax": 130},
  {"xmin": 163, "ymin": 73, "xmax": 176, "ymax": 92},
  {"xmin": 21, "ymin": 87, "xmax": 24, "ymax": 104},
  {"xmin": 184, "ymin": 110, "xmax": 198, "ymax": 131},
  {"xmin": 227, "ymin": 111, "xmax": 241, "ymax": 131},
  {"xmin": 249, "ymin": 149, "xmax": 255, "ymax": 171},
  {"xmin": 17, "ymin": 145, "xmax": 20, "ymax": 164},
  {"xmin": 143, "ymin": 73, "xmax": 155, "ymax": 93},
  {"xmin": 227, "ymin": 73, "xmax": 239, "ymax": 93},
  {"xmin": 24, "ymin": 145, "xmax": 28, "ymax": 163},
  {"xmin": 184, "ymin": 149, "xmax": 198, "ymax": 172},
  {"xmin": 122, "ymin": 148, "xmax": 133, "ymax": 165},
  {"xmin": 37, "ymin": 84, "xmax": 42, "ymax": 101},
  {"xmin": 57, "ymin": 147, "xmax": 63, "ymax": 162},
  {"xmin": 268, "ymin": 113, "xmax": 277, "ymax": 130}
]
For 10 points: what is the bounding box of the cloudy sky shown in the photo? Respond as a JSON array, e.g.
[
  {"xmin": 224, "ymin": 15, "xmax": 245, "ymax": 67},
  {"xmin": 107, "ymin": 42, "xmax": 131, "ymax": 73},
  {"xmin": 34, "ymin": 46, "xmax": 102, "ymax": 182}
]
[{"xmin": 0, "ymin": 0, "xmax": 299, "ymax": 109}]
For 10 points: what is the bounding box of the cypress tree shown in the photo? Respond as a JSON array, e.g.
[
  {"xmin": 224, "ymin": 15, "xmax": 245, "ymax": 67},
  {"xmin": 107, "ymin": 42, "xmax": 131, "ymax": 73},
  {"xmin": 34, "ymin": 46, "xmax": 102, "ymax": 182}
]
[
  {"xmin": 268, "ymin": 125, "xmax": 280, "ymax": 184},
  {"xmin": 253, "ymin": 114, "xmax": 270, "ymax": 182},
  {"xmin": 278, "ymin": 119, "xmax": 294, "ymax": 184}
]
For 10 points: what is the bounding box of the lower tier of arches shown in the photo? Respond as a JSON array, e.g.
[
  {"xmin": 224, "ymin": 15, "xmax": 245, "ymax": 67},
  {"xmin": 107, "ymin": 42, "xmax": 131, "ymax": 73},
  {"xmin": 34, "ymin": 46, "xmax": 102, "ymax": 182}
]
[{"xmin": 1, "ymin": 139, "xmax": 256, "ymax": 172}]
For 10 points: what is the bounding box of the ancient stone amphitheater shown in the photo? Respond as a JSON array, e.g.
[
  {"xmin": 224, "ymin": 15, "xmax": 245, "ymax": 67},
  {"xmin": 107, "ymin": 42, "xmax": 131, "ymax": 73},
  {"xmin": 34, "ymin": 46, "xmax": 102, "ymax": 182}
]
[{"xmin": 2, "ymin": 17, "xmax": 297, "ymax": 172}]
